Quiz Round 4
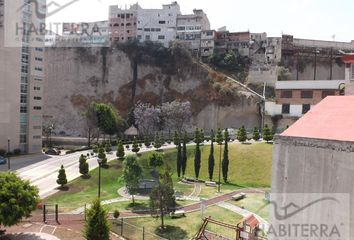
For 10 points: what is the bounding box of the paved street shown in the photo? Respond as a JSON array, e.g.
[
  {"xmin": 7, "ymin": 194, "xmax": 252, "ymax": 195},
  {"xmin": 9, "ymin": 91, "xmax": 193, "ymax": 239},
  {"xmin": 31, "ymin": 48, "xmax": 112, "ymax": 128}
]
[{"xmin": 0, "ymin": 154, "xmax": 51, "ymax": 172}]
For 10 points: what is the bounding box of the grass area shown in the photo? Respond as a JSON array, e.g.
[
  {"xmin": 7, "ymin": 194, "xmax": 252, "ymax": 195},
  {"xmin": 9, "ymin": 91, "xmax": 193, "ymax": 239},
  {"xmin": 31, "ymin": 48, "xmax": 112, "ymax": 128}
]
[
  {"xmin": 227, "ymin": 193, "xmax": 270, "ymax": 221},
  {"xmin": 158, "ymin": 142, "xmax": 272, "ymax": 188},
  {"xmin": 199, "ymin": 183, "xmax": 240, "ymax": 199},
  {"xmin": 112, "ymin": 206, "xmax": 243, "ymax": 240},
  {"xmin": 45, "ymin": 160, "xmax": 124, "ymax": 211},
  {"xmin": 45, "ymin": 142, "xmax": 272, "ymax": 210}
]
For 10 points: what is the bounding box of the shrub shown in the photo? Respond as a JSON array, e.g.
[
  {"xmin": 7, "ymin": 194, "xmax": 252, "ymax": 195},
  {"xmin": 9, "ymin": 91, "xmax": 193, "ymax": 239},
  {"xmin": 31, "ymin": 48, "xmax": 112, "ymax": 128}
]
[
  {"xmin": 13, "ymin": 149, "xmax": 21, "ymax": 156},
  {"xmin": 0, "ymin": 149, "xmax": 6, "ymax": 157},
  {"xmin": 113, "ymin": 210, "xmax": 120, "ymax": 219}
]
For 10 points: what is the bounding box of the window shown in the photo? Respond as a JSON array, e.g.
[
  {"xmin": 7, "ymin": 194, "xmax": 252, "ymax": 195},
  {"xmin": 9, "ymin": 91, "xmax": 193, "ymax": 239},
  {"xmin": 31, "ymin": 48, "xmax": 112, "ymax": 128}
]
[
  {"xmin": 33, "ymin": 136, "xmax": 41, "ymax": 139},
  {"xmin": 34, "ymin": 96, "xmax": 42, "ymax": 100},
  {"xmin": 137, "ymin": 35, "xmax": 142, "ymax": 40},
  {"xmin": 20, "ymin": 135, "xmax": 27, "ymax": 144},
  {"xmin": 159, "ymin": 20, "xmax": 166, "ymax": 24},
  {"xmin": 281, "ymin": 90, "xmax": 292, "ymax": 98},
  {"xmin": 158, "ymin": 35, "xmax": 165, "ymax": 40},
  {"xmin": 34, "ymin": 77, "xmax": 42, "ymax": 81},
  {"xmin": 35, "ymin": 57, "xmax": 43, "ymax": 62},
  {"xmin": 302, "ymin": 104, "xmax": 311, "ymax": 114},
  {"xmin": 20, "ymin": 94, "xmax": 27, "ymax": 104},
  {"xmin": 352, "ymin": 65, "xmax": 354, "ymax": 80},
  {"xmin": 21, "ymin": 84, "xmax": 28, "ymax": 93},
  {"xmin": 35, "ymin": 47, "xmax": 43, "ymax": 52},
  {"xmin": 144, "ymin": 28, "xmax": 150, "ymax": 32},
  {"xmin": 33, "ymin": 106, "xmax": 42, "ymax": 110},
  {"xmin": 145, "ymin": 35, "xmax": 150, "ymax": 40},
  {"xmin": 322, "ymin": 90, "xmax": 335, "ymax": 98},
  {"xmin": 33, "ymin": 126, "xmax": 42, "ymax": 130},
  {"xmin": 301, "ymin": 90, "xmax": 313, "ymax": 99},
  {"xmin": 34, "ymin": 86, "xmax": 41, "ymax": 91},
  {"xmin": 35, "ymin": 67, "xmax": 43, "ymax": 71},
  {"xmin": 20, "ymin": 125, "xmax": 27, "ymax": 134},
  {"xmin": 20, "ymin": 105, "xmax": 27, "ymax": 113},
  {"xmin": 282, "ymin": 104, "xmax": 290, "ymax": 114}
]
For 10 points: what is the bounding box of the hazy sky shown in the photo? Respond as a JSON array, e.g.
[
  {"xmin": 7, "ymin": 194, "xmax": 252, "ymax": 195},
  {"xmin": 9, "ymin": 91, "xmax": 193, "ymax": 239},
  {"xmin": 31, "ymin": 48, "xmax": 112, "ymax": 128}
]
[{"xmin": 46, "ymin": 0, "xmax": 354, "ymax": 42}]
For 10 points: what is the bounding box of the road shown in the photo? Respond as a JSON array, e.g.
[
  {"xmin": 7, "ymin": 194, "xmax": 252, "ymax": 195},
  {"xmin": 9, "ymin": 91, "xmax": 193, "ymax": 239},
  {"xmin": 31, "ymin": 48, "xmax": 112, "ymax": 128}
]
[{"xmin": 3, "ymin": 143, "xmax": 179, "ymax": 199}]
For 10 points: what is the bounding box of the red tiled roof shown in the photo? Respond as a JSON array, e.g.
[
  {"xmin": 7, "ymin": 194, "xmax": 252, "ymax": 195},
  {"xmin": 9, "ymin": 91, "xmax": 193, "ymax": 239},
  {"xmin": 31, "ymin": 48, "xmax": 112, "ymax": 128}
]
[
  {"xmin": 342, "ymin": 54, "xmax": 354, "ymax": 62},
  {"xmin": 242, "ymin": 214, "xmax": 260, "ymax": 229},
  {"xmin": 281, "ymin": 96, "xmax": 354, "ymax": 142}
]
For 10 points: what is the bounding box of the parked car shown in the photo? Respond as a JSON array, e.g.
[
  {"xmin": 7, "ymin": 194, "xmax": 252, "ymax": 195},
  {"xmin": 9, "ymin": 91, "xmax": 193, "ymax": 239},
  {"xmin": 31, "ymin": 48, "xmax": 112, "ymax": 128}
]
[
  {"xmin": 45, "ymin": 148, "xmax": 61, "ymax": 155},
  {"xmin": 0, "ymin": 156, "xmax": 7, "ymax": 165}
]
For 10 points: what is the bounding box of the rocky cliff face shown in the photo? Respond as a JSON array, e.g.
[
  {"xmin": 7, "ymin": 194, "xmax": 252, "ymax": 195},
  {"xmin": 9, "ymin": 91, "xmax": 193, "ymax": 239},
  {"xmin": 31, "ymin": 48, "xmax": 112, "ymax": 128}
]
[{"xmin": 44, "ymin": 47, "xmax": 261, "ymax": 136}]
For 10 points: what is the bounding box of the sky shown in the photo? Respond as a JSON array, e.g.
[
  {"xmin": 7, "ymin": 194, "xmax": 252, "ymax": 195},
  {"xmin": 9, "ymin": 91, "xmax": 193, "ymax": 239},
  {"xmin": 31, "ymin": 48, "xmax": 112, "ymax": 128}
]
[{"xmin": 46, "ymin": 0, "xmax": 354, "ymax": 42}]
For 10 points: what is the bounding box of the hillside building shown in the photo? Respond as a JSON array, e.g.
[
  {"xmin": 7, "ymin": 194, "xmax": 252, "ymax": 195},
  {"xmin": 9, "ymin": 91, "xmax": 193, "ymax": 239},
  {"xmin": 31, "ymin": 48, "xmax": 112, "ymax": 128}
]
[
  {"xmin": 0, "ymin": 0, "xmax": 45, "ymax": 153},
  {"xmin": 200, "ymin": 30, "xmax": 216, "ymax": 58},
  {"xmin": 342, "ymin": 54, "xmax": 354, "ymax": 95},
  {"xmin": 109, "ymin": 4, "xmax": 139, "ymax": 42}
]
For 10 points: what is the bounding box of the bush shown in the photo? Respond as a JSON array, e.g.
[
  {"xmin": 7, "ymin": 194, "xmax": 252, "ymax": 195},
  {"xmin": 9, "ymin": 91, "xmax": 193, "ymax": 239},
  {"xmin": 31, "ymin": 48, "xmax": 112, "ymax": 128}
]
[
  {"xmin": 0, "ymin": 149, "xmax": 6, "ymax": 157},
  {"xmin": 126, "ymin": 145, "xmax": 130, "ymax": 149},
  {"xmin": 113, "ymin": 210, "xmax": 120, "ymax": 219},
  {"xmin": 13, "ymin": 149, "xmax": 21, "ymax": 156}
]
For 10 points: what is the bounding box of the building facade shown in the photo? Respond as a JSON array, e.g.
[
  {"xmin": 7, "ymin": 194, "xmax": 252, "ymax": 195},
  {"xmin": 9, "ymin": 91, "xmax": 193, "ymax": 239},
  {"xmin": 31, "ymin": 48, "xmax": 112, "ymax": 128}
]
[
  {"xmin": 200, "ymin": 30, "xmax": 215, "ymax": 57},
  {"xmin": 136, "ymin": 2, "xmax": 180, "ymax": 47},
  {"xmin": 109, "ymin": 4, "xmax": 139, "ymax": 42},
  {"xmin": 0, "ymin": 0, "xmax": 45, "ymax": 153},
  {"xmin": 342, "ymin": 54, "xmax": 354, "ymax": 95},
  {"xmin": 266, "ymin": 80, "xmax": 344, "ymax": 118},
  {"xmin": 176, "ymin": 9, "xmax": 210, "ymax": 54}
]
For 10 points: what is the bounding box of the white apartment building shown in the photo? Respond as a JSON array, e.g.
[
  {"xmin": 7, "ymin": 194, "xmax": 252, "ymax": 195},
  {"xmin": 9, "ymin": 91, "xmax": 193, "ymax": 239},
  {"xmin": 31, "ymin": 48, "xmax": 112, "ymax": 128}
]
[
  {"xmin": 176, "ymin": 9, "xmax": 210, "ymax": 53},
  {"xmin": 200, "ymin": 30, "xmax": 215, "ymax": 57},
  {"xmin": 0, "ymin": 0, "xmax": 45, "ymax": 153},
  {"xmin": 136, "ymin": 2, "xmax": 181, "ymax": 47}
]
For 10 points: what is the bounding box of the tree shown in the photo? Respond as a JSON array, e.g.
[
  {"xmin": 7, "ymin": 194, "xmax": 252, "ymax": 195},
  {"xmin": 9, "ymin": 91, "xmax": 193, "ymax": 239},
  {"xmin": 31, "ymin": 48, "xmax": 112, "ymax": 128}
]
[
  {"xmin": 194, "ymin": 128, "xmax": 202, "ymax": 180},
  {"xmin": 84, "ymin": 198, "xmax": 110, "ymax": 240},
  {"xmin": 222, "ymin": 129, "xmax": 230, "ymax": 183},
  {"xmin": 93, "ymin": 144, "xmax": 99, "ymax": 154},
  {"xmin": 116, "ymin": 139, "xmax": 125, "ymax": 160},
  {"xmin": 134, "ymin": 102, "xmax": 161, "ymax": 136},
  {"xmin": 57, "ymin": 165, "xmax": 68, "ymax": 188},
  {"xmin": 215, "ymin": 128, "xmax": 223, "ymax": 191},
  {"xmin": 149, "ymin": 166, "xmax": 176, "ymax": 229},
  {"xmin": 79, "ymin": 154, "xmax": 89, "ymax": 177},
  {"xmin": 105, "ymin": 142, "xmax": 112, "ymax": 153},
  {"xmin": 208, "ymin": 130, "xmax": 215, "ymax": 181},
  {"xmin": 154, "ymin": 133, "xmax": 162, "ymax": 150},
  {"xmin": 121, "ymin": 155, "xmax": 143, "ymax": 203},
  {"xmin": 0, "ymin": 172, "xmax": 39, "ymax": 230},
  {"xmin": 131, "ymin": 137, "xmax": 140, "ymax": 154},
  {"xmin": 98, "ymin": 147, "xmax": 108, "ymax": 167},
  {"xmin": 144, "ymin": 135, "xmax": 152, "ymax": 148},
  {"xmin": 173, "ymin": 131, "xmax": 182, "ymax": 178},
  {"xmin": 94, "ymin": 102, "xmax": 125, "ymax": 138},
  {"xmin": 252, "ymin": 127, "xmax": 260, "ymax": 141},
  {"xmin": 237, "ymin": 126, "xmax": 247, "ymax": 143},
  {"xmin": 149, "ymin": 152, "xmax": 164, "ymax": 169},
  {"xmin": 84, "ymin": 103, "xmax": 99, "ymax": 147},
  {"xmin": 263, "ymin": 124, "xmax": 273, "ymax": 143},
  {"xmin": 200, "ymin": 129, "xmax": 205, "ymax": 143},
  {"xmin": 161, "ymin": 101, "xmax": 192, "ymax": 134},
  {"xmin": 181, "ymin": 132, "xmax": 188, "ymax": 177}
]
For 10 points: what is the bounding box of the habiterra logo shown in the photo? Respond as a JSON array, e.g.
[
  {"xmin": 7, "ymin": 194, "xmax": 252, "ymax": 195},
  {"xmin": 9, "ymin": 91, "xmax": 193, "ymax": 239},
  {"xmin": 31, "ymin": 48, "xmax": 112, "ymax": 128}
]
[
  {"xmin": 17, "ymin": 0, "xmax": 80, "ymax": 19},
  {"xmin": 268, "ymin": 194, "xmax": 348, "ymax": 240}
]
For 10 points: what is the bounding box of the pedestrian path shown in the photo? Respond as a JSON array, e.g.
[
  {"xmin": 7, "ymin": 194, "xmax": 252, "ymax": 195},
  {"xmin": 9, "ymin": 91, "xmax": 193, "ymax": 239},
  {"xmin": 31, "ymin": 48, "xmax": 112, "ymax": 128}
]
[
  {"xmin": 216, "ymin": 201, "xmax": 269, "ymax": 230},
  {"xmin": 3, "ymin": 232, "xmax": 60, "ymax": 240}
]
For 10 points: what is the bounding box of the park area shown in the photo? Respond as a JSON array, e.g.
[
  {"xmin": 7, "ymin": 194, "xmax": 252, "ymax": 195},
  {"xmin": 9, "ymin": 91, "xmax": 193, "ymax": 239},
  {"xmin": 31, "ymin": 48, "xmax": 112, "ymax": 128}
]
[{"xmin": 43, "ymin": 142, "xmax": 272, "ymax": 239}]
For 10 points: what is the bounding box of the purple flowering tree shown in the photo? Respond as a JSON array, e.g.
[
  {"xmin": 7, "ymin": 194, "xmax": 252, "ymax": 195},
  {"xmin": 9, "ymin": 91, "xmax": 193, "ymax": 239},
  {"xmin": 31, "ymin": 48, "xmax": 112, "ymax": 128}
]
[
  {"xmin": 134, "ymin": 102, "xmax": 161, "ymax": 136},
  {"xmin": 161, "ymin": 101, "xmax": 192, "ymax": 134}
]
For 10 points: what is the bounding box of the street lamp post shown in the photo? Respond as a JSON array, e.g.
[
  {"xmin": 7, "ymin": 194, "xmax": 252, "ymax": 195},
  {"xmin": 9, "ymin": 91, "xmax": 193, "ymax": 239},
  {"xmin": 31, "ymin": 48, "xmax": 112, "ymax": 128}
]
[
  {"xmin": 218, "ymin": 143, "xmax": 222, "ymax": 193},
  {"xmin": 97, "ymin": 159, "xmax": 102, "ymax": 199},
  {"xmin": 7, "ymin": 138, "xmax": 10, "ymax": 171}
]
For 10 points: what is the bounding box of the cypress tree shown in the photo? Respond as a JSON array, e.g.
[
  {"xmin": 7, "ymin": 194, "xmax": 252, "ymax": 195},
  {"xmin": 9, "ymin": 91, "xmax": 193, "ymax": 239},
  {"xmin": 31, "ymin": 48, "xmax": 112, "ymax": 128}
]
[
  {"xmin": 132, "ymin": 137, "xmax": 140, "ymax": 154},
  {"xmin": 144, "ymin": 135, "xmax": 151, "ymax": 148},
  {"xmin": 84, "ymin": 198, "xmax": 110, "ymax": 240},
  {"xmin": 208, "ymin": 130, "xmax": 215, "ymax": 181},
  {"xmin": 200, "ymin": 129, "xmax": 205, "ymax": 143},
  {"xmin": 105, "ymin": 142, "xmax": 112, "ymax": 153},
  {"xmin": 116, "ymin": 139, "xmax": 125, "ymax": 160},
  {"xmin": 154, "ymin": 133, "xmax": 162, "ymax": 150},
  {"xmin": 263, "ymin": 124, "xmax": 273, "ymax": 143},
  {"xmin": 181, "ymin": 132, "xmax": 188, "ymax": 177},
  {"xmin": 79, "ymin": 154, "xmax": 89, "ymax": 177},
  {"xmin": 194, "ymin": 128, "xmax": 201, "ymax": 180},
  {"xmin": 222, "ymin": 128, "xmax": 229, "ymax": 183},
  {"xmin": 173, "ymin": 131, "xmax": 182, "ymax": 178},
  {"xmin": 98, "ymin": 147, "xmax": 107, "ymax": 167},
  {"xmin": 57, "ymin": 165, "xmax": 68, "ymax": 188},
  {"xmin": 237, "ymin": 125, "xmax": 247, "ymax": 143},
  {"xmin": 252, "ymin": 127, "xmax": 260, "ymax": 141}
]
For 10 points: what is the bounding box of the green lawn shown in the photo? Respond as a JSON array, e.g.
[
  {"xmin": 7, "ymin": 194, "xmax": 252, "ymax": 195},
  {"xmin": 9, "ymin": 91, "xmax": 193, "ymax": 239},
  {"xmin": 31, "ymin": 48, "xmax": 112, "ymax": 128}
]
[
  {"xmin": 45, "ymin": 160, "xmax": 124, "ymax": 211},
  {"xmin": 227, "ymin": 193, "xmax": 270, "ymax": 221},
  {"xmin": 159, "ymin": 142, "xmax": 273, "ymax": 188},
  {"xmin": 45, "ymin": 143, "xmax": 272, "ymax": 210},
  {"xmin": 112, "ymin": 206, "xmax": 243, "ymax": 240}
]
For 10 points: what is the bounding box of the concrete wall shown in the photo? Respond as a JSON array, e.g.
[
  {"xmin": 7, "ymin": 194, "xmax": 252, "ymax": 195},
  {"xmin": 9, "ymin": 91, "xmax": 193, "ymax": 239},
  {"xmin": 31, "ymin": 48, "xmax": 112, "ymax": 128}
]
[{"xmin": 272, "ymin": 136, "xmax": 354, "ymax": 238}]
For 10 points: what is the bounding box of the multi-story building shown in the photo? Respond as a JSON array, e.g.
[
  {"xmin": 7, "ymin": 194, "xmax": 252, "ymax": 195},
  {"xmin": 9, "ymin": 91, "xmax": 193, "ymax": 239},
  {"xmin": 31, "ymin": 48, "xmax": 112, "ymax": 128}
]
[
  {"xmin": 342, "ymin": 54, "xmax": 354, "ymax": 95},
  {"xmin": 200, "ymin": 30, "xmax": 216, "ymax": 58},
  {"xmin": 265, "ymin": 80, "xmax": 345, "ymax": 129},
  {"xmin": 0, "ymin": 0, "xmax": 45, "ymax": 153},
  {"xmin": 136, "ymin": 2, "xmax": 180, "ymax": 47},
  {"xmin": 109, "ymin": 4, "xmax": 139, "ymax": 42},
  {"xmin": 176, "ymin": 9, "xmax": 210, "ymax": 54},
  {"xmin": 214, "ymin": 31, "xmax": 251, "ymax": 57}
]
